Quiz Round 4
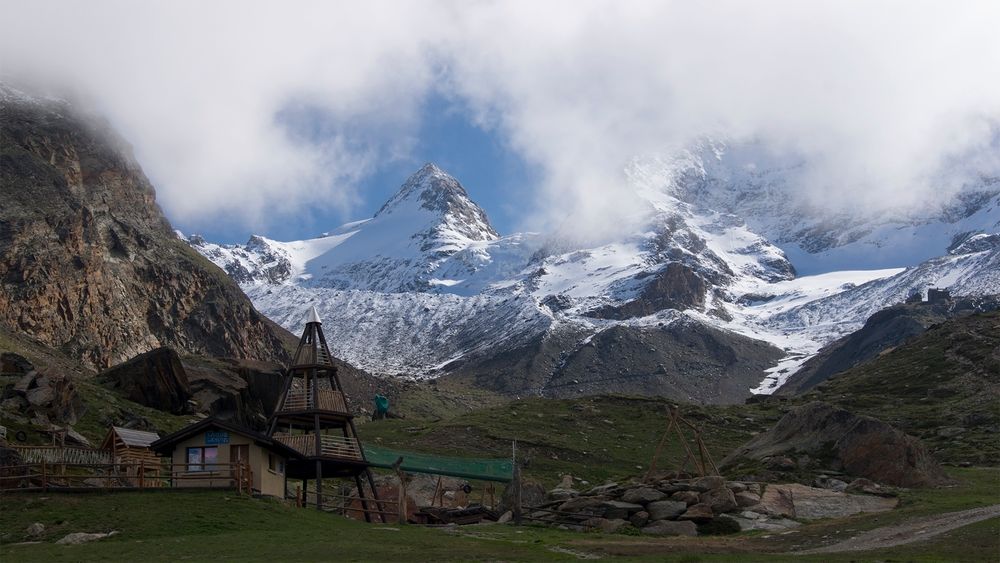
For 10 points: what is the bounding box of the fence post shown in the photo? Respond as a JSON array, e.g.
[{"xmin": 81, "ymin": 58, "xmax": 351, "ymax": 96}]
[
  {"xmin": 41, "ymin": 460, "xmax": 47, "ymax": 492},
  {"xmin": 296, "ymin": 485, "xmax": 302, "ymax": 508},
  {"xmin": 139, "ymin": 461, "xmax": 145, "ymax": 490}
]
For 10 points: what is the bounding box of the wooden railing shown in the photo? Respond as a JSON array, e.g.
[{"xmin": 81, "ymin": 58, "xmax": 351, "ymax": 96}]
[
  {"xmin": 14, "ymin": 446, "xmax": 114, "ymax": 465},
  {"xmin": 280, "ymin": 389, "xmax": 348, "ymax": 413},
  {"xmin": 272, "ymin": 433, "xmax": 363, "ymax": 461},
  {"xmin": 0, "ymin": 461, "xmax": 254, "ymax": 495}
]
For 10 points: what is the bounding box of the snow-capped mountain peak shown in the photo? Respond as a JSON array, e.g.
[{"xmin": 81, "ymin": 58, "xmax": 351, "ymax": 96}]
[{"xmin": 375, "ymin": 162, "xmax": 499, "ymax": 243}]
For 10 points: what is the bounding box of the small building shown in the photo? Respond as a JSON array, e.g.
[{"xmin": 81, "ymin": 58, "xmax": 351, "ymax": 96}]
[
  {"xmin": 150, "ymin": 418, "xmax": 297, "ymax": 498},
  {"xmin": 927, "ymin": 287, "xmax": 952, "ymax": 303},
  {"xmin": 101, "ymin": 426, "xmax": 161, "ymax": 485}
]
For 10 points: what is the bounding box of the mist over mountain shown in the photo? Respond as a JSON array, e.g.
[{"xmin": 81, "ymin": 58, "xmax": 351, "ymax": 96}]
[{"xmin": 189, "ymin": 153, "xmax": 999, "ymax": 401}]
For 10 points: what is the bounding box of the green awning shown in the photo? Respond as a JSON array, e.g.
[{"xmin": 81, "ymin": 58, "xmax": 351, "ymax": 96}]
[{"xmin": 363, "ymin": 445, "xmax": 513, "ymax": 482}]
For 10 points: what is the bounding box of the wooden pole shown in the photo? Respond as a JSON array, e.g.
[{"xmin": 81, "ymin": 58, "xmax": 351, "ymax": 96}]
[
  {"xmin": 646, "ymin": 410, "xmax": 678, "ymax": 480},
  {"xmin": 512, "ymin": 440, "xmax": 522, "ymax": 525},
  {"xmin": 391, "ymin": 456, "xmax": 406, "ymax": 524},
  {"xmin": 296, "ymin": 485, "xmax": 303, "ymax": 508},
  {"xmin": 140, "ymin": 460, "xmax": 145, "ymax": 490},
  {"xmin": 41, "ymin": 460, "xmax": 47, "ymax": 492}
]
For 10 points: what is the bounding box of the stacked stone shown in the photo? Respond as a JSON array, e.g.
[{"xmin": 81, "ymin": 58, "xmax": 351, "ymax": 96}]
[{"xmin": 528, "ymin": 474, "xmax": 896, "ymax": 535}]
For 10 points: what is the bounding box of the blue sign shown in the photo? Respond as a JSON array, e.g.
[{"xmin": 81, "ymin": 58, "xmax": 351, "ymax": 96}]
[{"xmin": 205, "ymin": 431, "xmax": 230, "ymax": 445}]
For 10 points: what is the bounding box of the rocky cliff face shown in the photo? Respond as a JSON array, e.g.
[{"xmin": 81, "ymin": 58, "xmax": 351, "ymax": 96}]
[{"xmin": 0, "ymin": 85, "xmax": 290, "ymax": 369}]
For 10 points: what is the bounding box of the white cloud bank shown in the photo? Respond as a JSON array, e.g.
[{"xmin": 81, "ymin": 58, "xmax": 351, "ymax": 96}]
[{"xmin": 2, "ymin": 0, "xmax": 999, "ymax": 234}]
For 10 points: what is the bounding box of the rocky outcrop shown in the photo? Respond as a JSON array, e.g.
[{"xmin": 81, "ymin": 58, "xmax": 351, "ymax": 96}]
[
  {"xmin": 97, "ymin": 348, "xmax": 191, "ymax": 414},
  {"xmin": 586, "ymin": 263, "xmax": 709, "ymax": 320},
  {"xmin": 0, "ymin": 352, "xmax": 84, "ymax": 427},
  {"xmin": 96, "ymin": 347, "xmax": 286, "ymax": 429},
  {"xmin": 722, "ymin": 402, "xmax": 949, "ymax": 487},
  {"xmin": 0, "ymin": 87, "xmax": 289, "ymax": 370}
]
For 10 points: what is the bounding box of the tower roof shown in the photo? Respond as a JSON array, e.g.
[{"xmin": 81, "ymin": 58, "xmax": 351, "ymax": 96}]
[
  {"xmin": 291, "ymin": 307, "xmax": 334, "ymax": 368},
  {"xmin": 307, "ymin": 306, "xmax": 322, "ymax": 325}
]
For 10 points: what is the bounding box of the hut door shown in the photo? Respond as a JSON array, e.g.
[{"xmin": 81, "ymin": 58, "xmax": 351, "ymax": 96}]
[{"xmin": 231, "ymin": 445, "xmax": 249, "ymax": 473}]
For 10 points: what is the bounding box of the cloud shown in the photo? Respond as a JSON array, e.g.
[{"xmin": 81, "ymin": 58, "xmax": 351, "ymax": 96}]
[{"xmin": 2, "ymin": 0, "xmax": 999, "ymax": 236}]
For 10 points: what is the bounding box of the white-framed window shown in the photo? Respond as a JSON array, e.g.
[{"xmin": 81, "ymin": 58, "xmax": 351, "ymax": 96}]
[{"xmin": 186, "ymin": 446, "xmax": 218, "ymax": 471}]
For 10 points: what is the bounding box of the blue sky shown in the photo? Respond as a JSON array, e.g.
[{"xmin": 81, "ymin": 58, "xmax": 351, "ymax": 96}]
[{"xmin": 173, "ymin": 93, "xmax": 538, "ymax": 245}]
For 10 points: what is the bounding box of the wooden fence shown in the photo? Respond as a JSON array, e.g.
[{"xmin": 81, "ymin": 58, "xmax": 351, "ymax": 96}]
[
  {"xmin": 14, "ymin": 446, "xmax": 114, "ymax": 465},
  {"xmin": 280, "ymin": 389, "xmax": 348, "ymax": 413},
  {"xmin": 0, "ymin": 461, "xmax": 253, "ymax": 495}
]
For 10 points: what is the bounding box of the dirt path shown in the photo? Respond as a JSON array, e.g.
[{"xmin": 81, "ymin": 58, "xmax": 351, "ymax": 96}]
[{"xmin": 796, "ymin": 504, "xmax": 1000, "ymax": 554}]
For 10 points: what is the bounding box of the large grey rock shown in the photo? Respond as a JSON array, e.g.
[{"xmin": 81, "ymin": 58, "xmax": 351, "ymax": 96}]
[
  {"xmin": 56, "ymin": 531, "xmax": 118, "ymax": 545},
  {"xmin": 733, "ymin": 491, "xmax": 761, "ymax": 508},
  {"xmin": 769, "ymin": 483, "xmax": 898, "ymax": 520},
  {"xmin": 723, "ymin": 402, "xmax": 949, "ymax": 487},
  {"xmin": 756, "ymin": 485, "xmax": 796, "ymax": 518},
  {"xmin": 558, "ymin": 496, "xmax": 607, "ymax": 514},
  {"xmin": 622, "ymin": 487, "xmax": 665, "ymax": 504},
  {"xmin": 600, "ymin": 500, "xmax": 644, "ymax": 520},
  {"xmin": 692, "ymin": 476, "xmax": 726, "ymax": 491},
  {"xmin": 670, "ymin": 490, "xmax": 701, "ymax": 506},
  {"xmin": 641, "ymin": 520, "xmax": 698, "ymax": 536},
  {"xmin": 700, "ymin": 487, "xmax": 738, "ymax": 514},
  {"xmin": 629, "ymin": 511, "xmax": 650, "ymax": 528},
  {"xmin": 677, "ymin": 503, "xmax": 714, "ymax": 522},
  {"xmin": 26, "ymin": 523, "xmax": 45, "ymax": 537},
  {"xmin": 647, "ymin": 500, "xmax": 688, "ymax": 521}
]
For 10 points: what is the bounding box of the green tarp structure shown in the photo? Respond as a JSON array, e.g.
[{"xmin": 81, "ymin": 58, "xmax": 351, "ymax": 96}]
[{"xmin": 363, "ymin": 445, "xmax": 513, "ymax": 482}]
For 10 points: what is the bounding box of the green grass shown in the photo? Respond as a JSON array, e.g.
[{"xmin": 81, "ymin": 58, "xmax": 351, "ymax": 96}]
[
  {"xmin": 359, "ymin": 395, "xmax": 787, "ymax": 486},
  {"xmin": 1, "ymin": 470, "xmax": 996, "ymax": 563}
]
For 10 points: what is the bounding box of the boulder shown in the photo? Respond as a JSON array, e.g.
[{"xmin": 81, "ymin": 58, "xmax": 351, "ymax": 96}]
[
  {"xmin": 699, "ymin": 487, "xmax": 738, "ymax": 514},
  {"xmin": 733, "ymin": 491, "xmax": 761, "ymax": 507},
  {"xmin": 629, "ymin": 511, "xmax": 650, "ymax": 528},
  {"xmin": 25, "ymin": 523, "xmax": 45, "ymax": 537},
  {"xmin": 647, "ymin": 500, "xmax": 688, "ymax": 521},
  {"xmin": 622, "ymin": 487, "xmax": 665, "ymax": 504},
  {"xmin": 726, "ymin": 482, "xmax": 748, "ymax": 493},
  {"xmin": 814, "ymin": 476, "xmax": 848, "ymax": 492},
  {"xmin": 677, "ymin": 503, "xmax": 714, "ymax": 522},
  {"xmin": 670, "ymin": 490, "xmax": 701, "ymax": 506},
  {"xmin": 722, "ymin": 402, "xmax": 949, "ymax": 487},
  {"xmin": 719, "ymin": 514, "xmax": 800, "ymax": 532},
  {"xmin": 691, "ymin": 475, "xmax": 726, "ymax": 491},
  {"xmin": 98, "ymin": 348, "xmax": 191, "ymax": 414},
  {"xmin": 502, "ymin": 478, "xmax": 546, "ymax": 511},
  {"xmin": 547, "ymin": 488, "xmax": 579, "ymax": 501},
  {"xmin": 642, "ymin": 520, "xmax": 698, "ymax": 536},
  {"xmin": 845, "ymin": 477, "xmax": 890, "ymax": 496},
  {"xmin": 55, "ymin": 531, "xmax": 118, "ymax": 545},
  {"xmin": 600, "ymin": 500, "xmax": 644, "ymax": 520},
  {"xmin": 10, "ymin": 368, "xmax": 84, "ymax": 424},
  {"xmin": 769, "ymin": 483, "xmax": 897, "ymax": 520},
  {"xmin": 1, "ymin": 352, "xmax": 34, "ymax": 375},
  {"xmin": 558, "ymin": 496, "xmax": 607, "ymax": 514},
  {"xmin": 756, "ymin": 485, "xmax": 796, "ymax": 518},
  {"xmin": 585, "ymin": 483, "xmax": 620, "ymax": 496},
  {"xmin": 497, "ymin": 511, "xmax": 513, "ymax": 524}
]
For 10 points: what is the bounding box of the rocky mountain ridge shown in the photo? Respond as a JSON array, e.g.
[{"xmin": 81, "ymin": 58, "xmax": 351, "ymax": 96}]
[
  {"xmin": 190, "ymin": 152, "xmax": 999, "ymax": 402},
  {"xmin": 0, "ymin": 84, "xmax": 290, "ymax": 370}
]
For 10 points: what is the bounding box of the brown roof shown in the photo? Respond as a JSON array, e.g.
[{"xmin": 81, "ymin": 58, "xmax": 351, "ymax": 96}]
[{"xmin": 111, "ymin": 426, "xmax": 160, "ymax": 447}]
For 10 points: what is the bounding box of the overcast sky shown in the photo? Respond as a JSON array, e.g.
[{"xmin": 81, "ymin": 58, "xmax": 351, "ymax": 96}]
[{"xmin": 2, "ymin": 1, "xmax": 999, "ymax": 243}]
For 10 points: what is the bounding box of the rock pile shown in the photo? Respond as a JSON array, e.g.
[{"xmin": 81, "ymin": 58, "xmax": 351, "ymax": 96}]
[{"xmin": 527, "ymin": 474, "xmax": 897, "ymax": 535}]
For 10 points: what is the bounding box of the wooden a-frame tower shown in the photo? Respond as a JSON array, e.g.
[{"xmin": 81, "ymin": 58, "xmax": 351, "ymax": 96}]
[{"xmin": 267, "ymin": 307, "xmax": 385, "ymax": 521}]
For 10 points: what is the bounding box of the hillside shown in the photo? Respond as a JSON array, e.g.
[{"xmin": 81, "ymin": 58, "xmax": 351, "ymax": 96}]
[
  {"xmin": 0, "ymin": 84, "xmax": 289, "ymax": 370},
  {"xmin": 793, "ymin": 310, "xmax": 1000, "ymax": 465}
]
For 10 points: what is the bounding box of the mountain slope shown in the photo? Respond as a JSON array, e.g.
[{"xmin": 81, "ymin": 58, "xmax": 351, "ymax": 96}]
[
  {"xmin": 0, "ymin": 84, "xmax": 289, "ymax": 369},
  {"xmin": 191, "ymin": 146, "xmax": 1000, "ymax": 401}
]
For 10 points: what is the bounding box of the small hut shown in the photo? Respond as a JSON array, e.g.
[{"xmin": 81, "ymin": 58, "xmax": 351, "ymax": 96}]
[{"xmin": 102, "ymin": 426, "xmax": 161, "ymax": 483}]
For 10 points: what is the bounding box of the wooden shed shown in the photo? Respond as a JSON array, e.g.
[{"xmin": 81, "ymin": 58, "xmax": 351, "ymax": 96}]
[{"xmin": 102, "ymin": 426, "xmax": 162, "ymax": 483}]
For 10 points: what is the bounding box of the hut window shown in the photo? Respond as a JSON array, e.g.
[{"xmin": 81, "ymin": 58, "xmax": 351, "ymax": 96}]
[
  {"xmin": 268, "ymin": 454, "xmax": 284, "ymax": 474},
  {"xmin": 187, "ymin": 446, "xmax": 218, "ymax": 471}
]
